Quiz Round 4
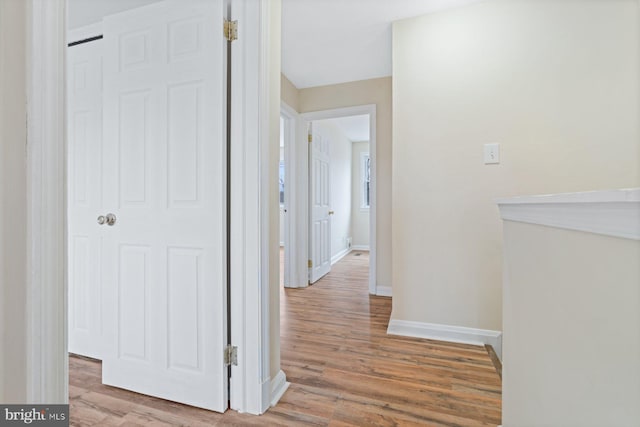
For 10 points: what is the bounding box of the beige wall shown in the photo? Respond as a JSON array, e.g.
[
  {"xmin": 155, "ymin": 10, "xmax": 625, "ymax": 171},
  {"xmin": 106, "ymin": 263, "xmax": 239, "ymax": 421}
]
[
  {"xmin": 392, "ymin": 0, "xmax": 640, "ymax": 331},
  {"xmin": 0, "ymin": 0, "xmax": 28, "ymax": 403},
  {"xmin": 281, "ymin": 74, "xmax": 299, "ymax": 112},
  {"xmin": 502, "ymin": 221, "xmax": 640, "ymax": 426},
  {"xmin": 269, "ymin": 0, "xmax": 282, "ymax": 381},
  {"xmin": 351, "ymin": 141, "xmax": 370, "ymax": 248},
  {"xmin": 298, "ymin": 77, "xmax": 393, "ymax": 289}
]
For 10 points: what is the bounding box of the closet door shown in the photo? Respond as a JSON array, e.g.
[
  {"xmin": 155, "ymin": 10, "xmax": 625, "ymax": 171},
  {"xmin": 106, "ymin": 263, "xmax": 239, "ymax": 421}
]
[
  {"xmin": 67, "ymin": 36, "xmax": 105, "ymax": 360},
  {"xmin": 101, "ymin": 0, "xmax": 228, "ymax": 412}
]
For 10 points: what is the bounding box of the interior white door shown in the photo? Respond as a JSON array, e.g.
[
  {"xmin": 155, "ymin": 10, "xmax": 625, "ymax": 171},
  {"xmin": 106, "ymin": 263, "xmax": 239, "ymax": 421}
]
[
  {"xmin": 309, "ymin": 124, "xmax": 332, "ymax": 283},
  {"xmin": 101, "ymin": 0, "xmax": 228, "ymax": 412},
  {"xmin": 67, "ymin": 37, "xmax": 105, "ymax": 360}
]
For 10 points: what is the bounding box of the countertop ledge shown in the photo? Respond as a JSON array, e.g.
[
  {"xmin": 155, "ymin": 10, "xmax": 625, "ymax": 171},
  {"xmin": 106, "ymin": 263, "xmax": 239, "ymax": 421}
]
[
  {"xmin": 496, "ymin": 188, "xmax": 640, "ymax": 205},
  {"xmin": 496, "ymin": 188, "xmax": 640, "ymax": 240}
]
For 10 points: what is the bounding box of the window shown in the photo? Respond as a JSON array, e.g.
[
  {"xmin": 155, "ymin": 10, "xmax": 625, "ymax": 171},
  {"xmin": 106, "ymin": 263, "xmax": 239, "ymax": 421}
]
[
  {"xmin": 361, "ymin": 153, "xmax": 370, "ymax": 209},
  {"xmin": 279, "ymin": 161, "xmax": 285, "ymax": 205}
]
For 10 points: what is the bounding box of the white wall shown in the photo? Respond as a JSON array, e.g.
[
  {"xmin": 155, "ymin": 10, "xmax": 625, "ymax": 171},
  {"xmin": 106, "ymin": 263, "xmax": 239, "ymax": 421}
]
[
  {"xmin": 0, "ymin": 0, "xmax": 28, "ymax": 403},
  {"xmin": 314, "ymin": 120, "xmax": 353, "ymax": 260},
  {"xmin": 502, "ymin": 220, "xmax": 640, "ymax": 426},
  {"xmin": 351, "ymin": 141, "xmax": 370, "ymax": 249},
  {"xmin": 392, "ymin": 0, "xmax": 640, "ymax": 332}
]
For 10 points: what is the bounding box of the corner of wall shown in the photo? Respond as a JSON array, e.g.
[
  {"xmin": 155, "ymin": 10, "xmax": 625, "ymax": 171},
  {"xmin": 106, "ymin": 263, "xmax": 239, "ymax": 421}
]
[
  {"xmin": 281, "ymin": 73, "xmax": 300, "ymax": 112},
  {"xmin": 0, "ymin": 0, "xmax": 28, "ymax": 404},
  {"xmin": 269, "ymin": 0, "xmax": 283, "ymax": 383},
  {"xmin": 387, "ymin": 319, "xmax": 502, "ymax": 360}
]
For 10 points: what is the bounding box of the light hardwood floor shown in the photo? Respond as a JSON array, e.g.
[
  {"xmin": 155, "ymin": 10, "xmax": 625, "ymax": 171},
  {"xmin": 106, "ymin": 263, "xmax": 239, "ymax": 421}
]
[{"xmin": 70, "ymin": 251, "xmax": 502, "ymax": 426}]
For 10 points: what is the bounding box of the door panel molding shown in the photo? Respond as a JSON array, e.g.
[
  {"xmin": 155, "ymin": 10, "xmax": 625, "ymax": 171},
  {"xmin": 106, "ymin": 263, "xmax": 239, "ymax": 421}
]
[
  {"xmin": 67, "ymin": 30, "xmax": 105, "ymax": 360},
  {"xmin": 100, "ymin": 0, "xmax": 227, "ymax": 411},
  {"xmin": 309, "ymin": 124, "xmax": 332, "ymax": 283}
]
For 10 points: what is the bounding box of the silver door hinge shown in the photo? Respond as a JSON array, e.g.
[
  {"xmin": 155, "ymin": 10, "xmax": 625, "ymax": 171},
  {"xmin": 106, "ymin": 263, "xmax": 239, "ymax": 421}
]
[
  {"xmin": 224, "ymin": 20, "xmax": 238, "ymax": 42},
  {"xmin": 224, "ymin": 345, "xmax": 238, "ymax": 366}
]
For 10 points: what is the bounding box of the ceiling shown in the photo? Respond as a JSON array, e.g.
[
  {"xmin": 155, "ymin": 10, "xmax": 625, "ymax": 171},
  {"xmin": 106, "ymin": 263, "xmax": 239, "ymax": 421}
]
[
  {"xmin": 69, "ymin": 0, "xmax": 482, "ymax": 89},
  {"xmin": 318, "ymin": 115, "xmax": 370, "ymax": 143},
  {"xmin": 282, "ymin": 0, "xmax": 482, "ymax": 89}
]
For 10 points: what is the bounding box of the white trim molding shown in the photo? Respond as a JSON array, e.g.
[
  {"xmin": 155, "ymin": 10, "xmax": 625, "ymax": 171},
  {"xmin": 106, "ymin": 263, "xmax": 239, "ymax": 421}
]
[
  {"xmin": 376, "ymin": 286, "xmax": 392, "ymax": 297},
  {"xmin": 496, "ymin": 188, "xmax": 640, "ymax": 240},
  {"xmin": 281, "ymin": 101, "xmax": 307, "ymax": 288},
  {"xmin": 26, "ymin": 0, "xmax": 68, "ymax": 404},
  {"xmin": 331, "ymin": 248, "xmax": 351, "ymax": 265},
  {"xmin": 269, "ymin": 370, "xmax": 290, "ymax": 407},
  {"xmin": 229, "ymin": 0, "xmax": 274, "ymax": 415},
  {"xmin": 351, "ymin": 245, "xmax": 370, "ymax": 251},
  {"xmin": 387, "ymin": 319, "xmax": 502, "ymax": 360}
]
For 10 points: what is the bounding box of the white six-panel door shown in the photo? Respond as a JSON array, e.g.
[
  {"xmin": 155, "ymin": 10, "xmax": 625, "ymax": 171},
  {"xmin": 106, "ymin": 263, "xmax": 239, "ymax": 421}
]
[
  {"xmin": 68, "ymin": 37, "xmax": 106, "ymax": 360},
  {"xmin": 309, "ymin": 125, "xmax": 332, "ymax": 283},
  {"xmin": 100, "ymin": 0, "xmax": 228, "ymax": 412}
]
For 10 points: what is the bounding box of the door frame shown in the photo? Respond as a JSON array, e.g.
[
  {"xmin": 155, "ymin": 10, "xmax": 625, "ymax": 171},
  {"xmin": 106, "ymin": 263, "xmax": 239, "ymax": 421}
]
[
  {"xmin": 280, "ymin": 102, "xmax": 307, "ymax": 288},
  {"xmin": 298, "ymin": 105, "xmax": 378, "ymax": 295},
  {"xmin": 25, "ymin": 0, "xmax": 275, "ymax": 415}
]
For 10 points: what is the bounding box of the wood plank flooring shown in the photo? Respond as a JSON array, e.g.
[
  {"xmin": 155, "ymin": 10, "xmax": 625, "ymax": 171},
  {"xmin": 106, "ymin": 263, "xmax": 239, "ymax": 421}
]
[{"xmin": 69, "ymin": 251, "xmax": 502, "ymax": 426}]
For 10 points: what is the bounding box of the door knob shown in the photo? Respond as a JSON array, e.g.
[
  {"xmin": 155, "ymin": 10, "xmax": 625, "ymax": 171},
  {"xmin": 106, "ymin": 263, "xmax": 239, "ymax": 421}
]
[
  {"xmin": 98, "ymin": 213, "xmax": 117, "ymax": 226},
  {"xmin": 105, "ymin": 213, "xmax": 117, "ymax": 226},
  {"xmin": 328, "ymin": 210, "xmax": 335, "ymax": 215}
]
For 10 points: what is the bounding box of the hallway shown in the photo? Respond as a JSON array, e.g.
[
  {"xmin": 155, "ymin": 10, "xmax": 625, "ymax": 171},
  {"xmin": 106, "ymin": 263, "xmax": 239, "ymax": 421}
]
[
  {"xmin": 69, "ymin": 251, "xmax": 501, "ymax": 426},
  {"xmin": 278, "ymin": 251, "xmax": 501, "ymax": 425}
]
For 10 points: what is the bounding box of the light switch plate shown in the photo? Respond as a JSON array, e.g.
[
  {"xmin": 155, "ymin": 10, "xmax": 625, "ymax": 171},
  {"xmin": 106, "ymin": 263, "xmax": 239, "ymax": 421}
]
[{"xmin": 484, "ymin": 143, "xmax": 500, "ymax": 164}]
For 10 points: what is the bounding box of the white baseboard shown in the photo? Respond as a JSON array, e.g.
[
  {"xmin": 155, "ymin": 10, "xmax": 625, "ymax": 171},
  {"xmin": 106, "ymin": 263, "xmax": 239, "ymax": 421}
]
[
  {"xmin": 331, "ymin": 248, "xmax": 351, "ymax": 265},
  {"xmin": 270, "ymin": 369, "xmax": 290, "ymax": 407},
  {"xmin": 387, "ymin": 319, "xmax": 502, "ymax": 360},
  {"xmin": 376, "ymin": 286, "xmax": 392, "ymax": 297},
  {"xmin": 351, "ymin": 245, "xmax": 369, "ymax": 251}
]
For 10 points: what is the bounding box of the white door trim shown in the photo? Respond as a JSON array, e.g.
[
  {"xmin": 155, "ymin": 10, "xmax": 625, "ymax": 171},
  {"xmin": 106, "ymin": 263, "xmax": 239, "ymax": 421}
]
[
  {"xmin": 26, "ymin": 0, "xmax": 274, "ymax": 414},
  {"xmin": 300, "ymin": 105, "xmax": 378, "ymax": 295},
  {"xmin": 280, "ymin": 102, "xmax": 305, "ymax": 288},
  {"xmin": 281, "ymin": 102, "xmax": 309, "ymax": 288},
  {"xmin": 25, "ymin": 0, "xmax": 68, "ymax": 404},
  {"xmin": 228, "ymin": 0, "xmax": 274, "ymax": 415}
]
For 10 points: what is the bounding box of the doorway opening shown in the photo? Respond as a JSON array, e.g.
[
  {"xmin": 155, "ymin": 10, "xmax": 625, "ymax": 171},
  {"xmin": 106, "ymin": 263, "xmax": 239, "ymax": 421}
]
[
  {"xmin": 65, "ymin": 0, "xmax": 230, "ymax": 413},
  {"xmin": 27, "ymin": 0, "xmax": 273, "ymax": 414},
  {"xmin": 279, "ymin": 115, "xmax": 286, "ymax": 289},
  {"xmin": 279, "ymin": 108, "xmax": 373, "ymax": 291},
  {"xmin": 295, "ymin": 105, "xmax": 378, "ymax": 295},
  {"xmin": 307, "ymin": 114, "xmax": 371, "ymax": 285}
]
